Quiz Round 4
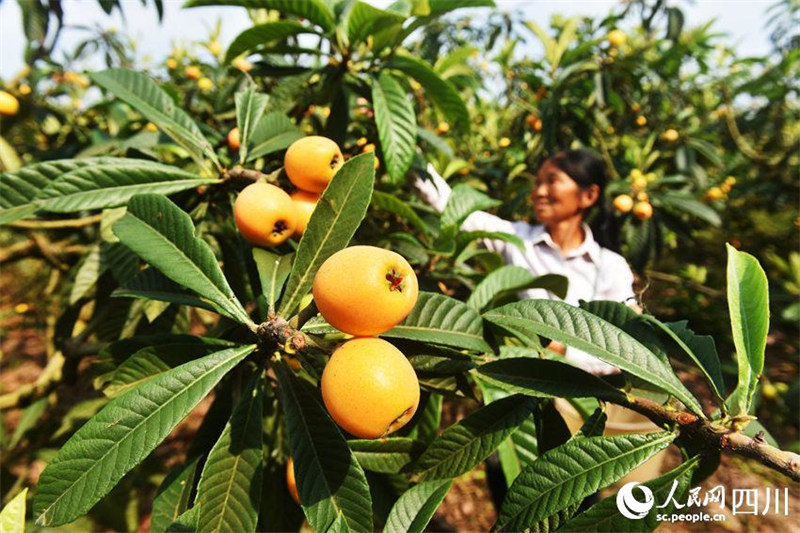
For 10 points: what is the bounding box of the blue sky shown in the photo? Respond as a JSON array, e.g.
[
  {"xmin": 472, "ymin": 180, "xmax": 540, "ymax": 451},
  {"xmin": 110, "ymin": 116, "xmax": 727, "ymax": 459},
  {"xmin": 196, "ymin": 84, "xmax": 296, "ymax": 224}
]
[{"xmin": 0, "ymin": 0, "xmax": 777, "ymax": 79}]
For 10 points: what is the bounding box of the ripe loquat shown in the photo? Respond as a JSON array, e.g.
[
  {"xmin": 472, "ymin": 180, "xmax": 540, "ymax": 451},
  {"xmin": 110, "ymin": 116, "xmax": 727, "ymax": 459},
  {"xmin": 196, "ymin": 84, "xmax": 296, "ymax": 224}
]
[
  {"xmin": 0, "ymin": 91, "xmax": 20, "ymax": 116},
  {"xmin": 313, "ymin": 246, "xmax": 418, "ymax": 336},
  {"xmin": 286, "ymin": 457, "xmax": 300, "ymax": 505},
  {"xmin": 284, "ymin": 136, "xmax": 344, "ymax": 193},
  {"xmin": 632, "ymin": 201, "xmax": 653, "ymax": 220},
  {"xmin": 227, "ymin": 127, "xmax": 240, "ymax": 151},
  {"xmin": 608, "ymin": 29, "xmax": 627, "ymax": 47},
  {"xmin": 234, "ymin": 182, "xmax": 297, "ymax": 247},
  {"xmin": 321, "ymin": 338, "xmax": 420, "ymax": 439},
  {"xmin": 290, "ymin": 190, "xmax": 320, "ymax": 237},
  {"xmin": 613, "ymin": 194, "xmax": 634, "ymax": 213}
]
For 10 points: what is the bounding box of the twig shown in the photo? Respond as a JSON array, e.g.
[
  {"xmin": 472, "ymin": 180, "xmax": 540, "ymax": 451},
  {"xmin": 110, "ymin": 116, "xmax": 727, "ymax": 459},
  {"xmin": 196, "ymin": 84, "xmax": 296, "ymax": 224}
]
[
  {"xmin": 222, "ymin": 167, "xmax": 281, "ymax": 184},
  {"xmin": 619, "ymin": 395, "xmax": 800, "ymax": 482},
  {"xmin": 644, "ymin": 269, "xmax": 725, "ymax": 298}
]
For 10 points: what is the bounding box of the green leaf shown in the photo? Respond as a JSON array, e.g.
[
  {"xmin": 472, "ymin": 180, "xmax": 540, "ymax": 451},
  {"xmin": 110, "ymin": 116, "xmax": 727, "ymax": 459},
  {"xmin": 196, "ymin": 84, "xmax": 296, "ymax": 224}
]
[
  {"xmin": 348, "ymin": 438, "xmax": 424, "ymax": 474},
  {"xmin": 275, "ymin": 363, "xmax": 373, "ymax": 532},
  {"xmin": 454, "ymin": 230, "xmax": 526, "ymax": 254},
  {"xmin": 252, "ymin": 249, "xmax": 293, "ymax": 314},
  {"xmin": 427, "ymin": 0, "xmax": 494, "ymax": 16},
  {"xmin": 495, "ymin": 432, "xmax": 675, "ymax": 531},
  {"xmin": 34, "ymin": 345, "xmax": 255, "ymax": 527},
  {"xmin": 235, "ymin": 88, "xmax": 269, "ymax": 163},
  {"xmin": 372, "ymin": 72, "xmax": 417, "ymax": 184},
  {"xmin": 9, "ymin": 397, "xmax": 48, "ymax": 449},
  {"xmin": 382, "ymin": 292, "xmax": 491, "ymax": 352},
  {"xmin": 0, "ymin": 157, "xmax": 142, "ymax": 224},
  {"xmin": 383, "ymin": 480, "xmax": 451, "ymax": 533},
  {"xmin": 246, "ymin": 112, "xmax": 303, "ymax": 161},
  {"xmin": 656, "ymin": 191, "xmax": 721, "ymax": 226},
  {"xmin": 104, "ymin": 338, "xmax": 233, "ymax": 397},
  {"xmin": 404, "ymin": 392, "xmax": 442, "ymax": 445},
  {"xmin": 467, "ymin": 267, "xmax": 567, "ymax": 311},
  {"xmin": 34, "ymin": 161, "xmax": 214, "ymax": 213},
  {"xmin": 113, "ymin": 267, "xmax": 221, "ymax": 313},
  {"xmin": 278, "ymin": 154, "xmax": 375, "ymax": 317},
  {"xmin": 412, "ymin": 395, "xmax": 535, "ymax": 481},
  {"xmin": 225, "ymin": 21, "xmax": 312, "ymax": 63},
  {"xmin": 346, "ymin": 1, "xmax": 406, "ymax": 45},
  {"xmin": 480, "ymin": 384, "xmax": 537, "ymax": 487},
  {"xmin": 150, "ymin": 458, "xmax": 200, "ymax": 533},
  {"xmin": 477, "ymin": 358, "xmax": 627, "ymax": 402},
  {"xmin": 185, "ymin": 0, "xmax": 335, "ymax": 33},
  {"xmin": 113, "ymin": 194, "xmax": 252, "ymax": 325},
  {"xmin": 440, "ymin": 184, "xmax": 501, "ymax": 229},
  {"xmin": 0, "ymin": 488, "xmax": 27, "ymax": 533},
  {"xmin": 195, "ymin": 378, "xmax": 263, "ymax": 533},
  {"xmin": 388, "ymin": 55, "xmax": 469, "ymax": 129},
  {"xmin": 562, "ymin": 457, "xmax": 699, "ymax": 531},
  {"xmin": 647, "ymin": 317, "xmax": 725, "ymax": 405},
  {"xmin": 724, "ymin": 244, "xmax": 769, "ymax": 416},
  {"xmin": 19, "ymin": 0, "xmax": 48, "ymax": 42},
  {"xmin": 90, "ymin": 69, "xmax": 218, "ymax": 168},
  {"xmin": 70, "ymin": 245, "xmax": 105, "ymax": 304},
  {"xmin": 372, "ymin": 191, "xmax": 432, "ymax": 235},
  {"xmin": 166, "ymin": 506, "xmax": 199, "ymax": 532},
  {"xmin": 483, "ymin": 300, "xmax": 704, "ymax": 415}
]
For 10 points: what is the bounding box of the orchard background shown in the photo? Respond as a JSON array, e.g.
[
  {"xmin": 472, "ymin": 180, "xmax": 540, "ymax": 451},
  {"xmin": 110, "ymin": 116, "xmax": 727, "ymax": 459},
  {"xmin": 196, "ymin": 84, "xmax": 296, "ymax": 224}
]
[{"xmin": 0, "ymin": 0, "xmax": 798, "ymax": 532}]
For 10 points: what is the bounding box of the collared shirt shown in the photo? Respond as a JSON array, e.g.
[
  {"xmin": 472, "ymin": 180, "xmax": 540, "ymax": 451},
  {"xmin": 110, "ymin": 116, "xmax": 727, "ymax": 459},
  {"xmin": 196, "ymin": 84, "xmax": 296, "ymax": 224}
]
[{"xmin": 416, "ymin": 166, "xmax": 636, "ymax": 375}]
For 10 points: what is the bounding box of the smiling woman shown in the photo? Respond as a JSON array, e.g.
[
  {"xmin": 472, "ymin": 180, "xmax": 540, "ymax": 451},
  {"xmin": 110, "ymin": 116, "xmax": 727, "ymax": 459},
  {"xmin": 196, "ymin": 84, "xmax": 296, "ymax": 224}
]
[{"xmin": 415, "ymin": 149, "xmax": 637, "ymax": 375}]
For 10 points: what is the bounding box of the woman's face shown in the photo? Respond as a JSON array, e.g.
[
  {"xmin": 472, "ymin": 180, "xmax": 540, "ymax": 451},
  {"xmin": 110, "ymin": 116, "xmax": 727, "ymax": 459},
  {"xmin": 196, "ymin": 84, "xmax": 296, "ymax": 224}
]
[{"xmin": 531, "ymin": 160, "xmax": 599, "ymax": 226}]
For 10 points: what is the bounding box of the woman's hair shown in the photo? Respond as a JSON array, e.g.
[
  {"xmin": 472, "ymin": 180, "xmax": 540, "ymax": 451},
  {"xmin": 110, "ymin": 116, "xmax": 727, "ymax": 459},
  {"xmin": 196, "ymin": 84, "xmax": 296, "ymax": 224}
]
[{"xmin": 547, "ymin": 149, "xmax": 620, "ymax": 252}]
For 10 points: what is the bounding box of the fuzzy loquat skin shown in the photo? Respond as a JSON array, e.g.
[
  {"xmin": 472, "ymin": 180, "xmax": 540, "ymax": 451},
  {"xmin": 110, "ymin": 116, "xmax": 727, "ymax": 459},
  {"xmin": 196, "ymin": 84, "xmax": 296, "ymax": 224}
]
[
  {"xmin": 234, "ymin": 182, "xmax": 297, "ymax": 247},
  {"xmin": 312, "ymin": 246, "xmax": 418, "ymax": 336},
  {"xmin": 321, "ymin": 338, "xmax": 420, "ymax": 439}
]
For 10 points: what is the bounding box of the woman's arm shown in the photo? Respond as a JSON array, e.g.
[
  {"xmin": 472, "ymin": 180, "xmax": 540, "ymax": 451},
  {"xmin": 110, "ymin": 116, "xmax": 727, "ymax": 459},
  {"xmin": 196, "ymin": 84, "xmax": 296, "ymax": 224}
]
[{"xmin": 415, "ymin": 165, "xmax": 518, "ymax": 255}]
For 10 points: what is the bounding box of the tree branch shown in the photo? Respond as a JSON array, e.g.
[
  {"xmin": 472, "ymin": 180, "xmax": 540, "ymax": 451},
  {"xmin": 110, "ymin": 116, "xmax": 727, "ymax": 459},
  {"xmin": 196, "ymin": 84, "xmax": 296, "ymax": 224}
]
[{"xmin": 620, "ymin": 396, "xmax": 800, "ymax": 482}]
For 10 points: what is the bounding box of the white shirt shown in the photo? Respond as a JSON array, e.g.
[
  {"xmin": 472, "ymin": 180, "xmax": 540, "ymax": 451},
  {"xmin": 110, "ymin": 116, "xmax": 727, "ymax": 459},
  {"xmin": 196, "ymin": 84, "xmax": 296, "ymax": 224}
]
[{"xmin": 416, "ymin": 166, "xmax": 637, "ymax": 375}]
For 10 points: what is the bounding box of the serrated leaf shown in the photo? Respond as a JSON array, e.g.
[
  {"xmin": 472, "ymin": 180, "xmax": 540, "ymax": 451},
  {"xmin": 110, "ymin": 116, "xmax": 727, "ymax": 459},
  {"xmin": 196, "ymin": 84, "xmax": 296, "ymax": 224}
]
[
  {"xmin": 441, "ymin": 184, "xmax": 501, "ymax": 229},
  {"xmin": 0, "ymin": 157, "xmax": 142, "ymax": 224},
  {"xmin": 225, "ymin": 21, "xmax": 312, "ymax": 63},
  {"xmin": 348, "ymin": 438, "xmax": 424, "ymax": 474},
  {"xmin": 278, "ymin": 154, "xmax": 374, "ymax": 317},
  {"xmin": 104, "ymin": 338, "xmax": 233, "ymax": 397},
  {"xmin": 90, "ymin": 69, "xmax": 218, "ymax": 168},
  {"xmin": 34, "ymin": 345, "xmax": 255, "ymax": 527},
  {"xmin": 477, "ymin": 358, "xmax": 627, "ymax": 402},
  {"xmin": 0, "ymin": 488, "xmax": 27, "ymax": 533},
  {"xmin": 724, "ymin": 244, "xmax": 769, "ymax": 416},
  {"xmin": 113, "ymin": 194, "xmax": 252, "ymax": 325},
  {"xmin": 252, "ymin": 249, "xmax": 293, "ymax": 314},
  {"xmin": 483, "ymin": 300, "xmax": 704, "ymax": 415},
  {"xmin": 562, "ymin": 456, "xmax": 699, "ymax": 531},
  {"xmin": 388, "ymin": 54, "xmax": 468, "ymax": 129},
  {"xmin": 195, "ymin": 378, "xmax": 263, "ymax": 533},
  {"xmin": 646, "ymin": 317, "xmax": 725, "ymax": 405},
  {"xmin": 33, "ymin": 162, "xmax": 214, "ymax": 213},
  {"xmin": 346, "ymin": 1, "xmax": 405, "ymax": 45},
  {"xmin": 235, "ymin": 88, "xmax": 269, "ymax": 163},
  {"xmin": 246, "ymin": 112, "xmax": 303, "ymax": 161},
  {"xmin": 150, "ymin": 457, "xmax": 200, "ymax": 533},
  {"xmin": 480, "ymin": 384, "xmax": 537, "ymax": 486},
  {"xmin": 372, "ymin": 191, "xmax": 432, "ymax": 235},
  {"xmin": 383, "ymin": 480, "xmax": 451, "ymax": 533},
  {"xmin": 495, "ymin": 432, "xmax": 675, "ymax": 531},
  {"xmin": 468, "ymin": 267, "xmax": 567, "ymax": 311},
  {"xmin": 413, "ymin": 395, "xmax": 535, "ymax": 481},
  {"xmin": 372, "ymin": 72, "xmax": 417, "ymax": 184},
  {"xmin": 185, "ymin": 0, "xmax": 335, "ymax": 32},
  {"xmin": 275, "ymin": 363, "xmax": 373, "ymax": 532},
  {"xmin": 382, "ymin": 292, "xmax": 490, "ymax": 352},
  {"xmin": 113, "ymin": 267, "xmax": 221, "ymax": 313}
]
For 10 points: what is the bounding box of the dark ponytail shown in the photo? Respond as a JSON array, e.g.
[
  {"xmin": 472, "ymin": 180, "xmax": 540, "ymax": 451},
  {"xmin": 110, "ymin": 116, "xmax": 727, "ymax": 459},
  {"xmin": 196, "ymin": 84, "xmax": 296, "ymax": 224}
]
[{"xmin": 547, "ymin": 149, "xmax": 621, "ymax": 252}]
